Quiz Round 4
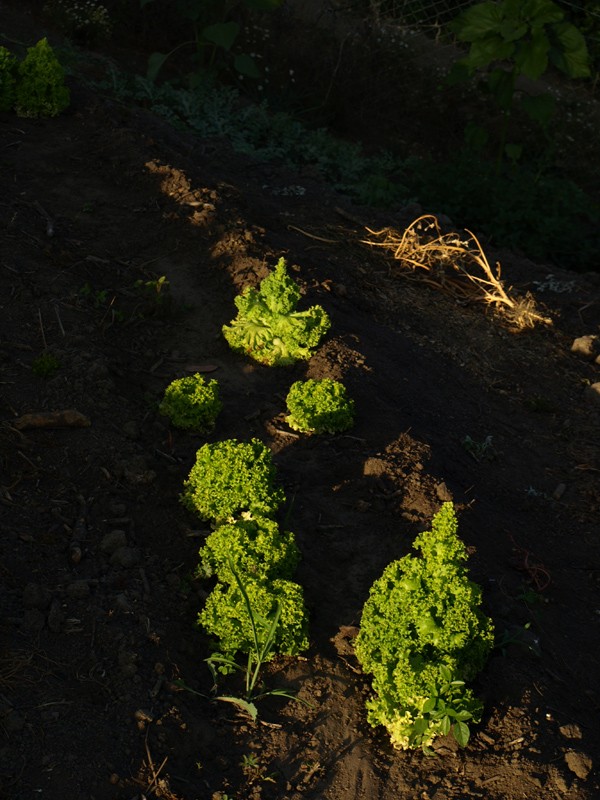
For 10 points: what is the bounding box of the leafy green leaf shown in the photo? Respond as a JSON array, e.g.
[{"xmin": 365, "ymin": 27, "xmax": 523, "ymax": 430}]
[
  {"xmin": 203, "ymin": 21, "xmax": 240, "ymax": 51},
  {"xmin": 514, "ymin": 28, "xmax": 549, "ymax": 78},
  {"xmin": 453, "ymin": 720, "xmax": 471, "ymax": 748},
  {"xmin": 452, "ymin": 2, "xmax": 504, "ymax": 41},
  {"xmin": 216, "ymin": 695, "xmax": 258, "ymax": 721},
  {"xmin": 521, "ymin": 93, "xmax": 555, "ymax": 126},
  {"xmin": 147, "ymin": 51, "xmax": 169, "ymax": 82},
  {"xmin": 234, "ymin": 53, "xmax": 262, "ymax": 79}
]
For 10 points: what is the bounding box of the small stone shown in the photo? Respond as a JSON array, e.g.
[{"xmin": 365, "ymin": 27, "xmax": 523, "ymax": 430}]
[
  {"xmin": 583, "ymin": 383, "xmax": 600, "ymax": 407},
  {"xmin": 559, "ymin": 723, "xmax": 583, "ymax": 740},
  {"xmin": 571, "ymin": 335, "xmax": 599, "ymax": 360},
  {"xmin": 109, "ymin": 773, "xmax": 120, "ymax": 785},
  {"xmin": 114, "ymin": 593, "xmax": 132, "ymax": 612},
  {"xmin": 101, "ymin": 530, "xmax": 128, "ymax": 554},
  {"xmin": 110, "ymin": 503, "xmax": 127, "ymax": 516},
  {"xmin": 564, "ymin": 750, "xmax": 592, "ymax": 780},
  {"xmin": 110, "ymin": 547, "xmax": 141, "ymax": 568},
  {"xmin": 66, "ymin": 580, "xmax": 90, "ymax": 600},
  {"xmin": 23, "ymin": 583, "xmax": 52, "ymax": 610},
  {"xmin": 553, "ymin": 483, "xmax": 567, "ymax": 500}
]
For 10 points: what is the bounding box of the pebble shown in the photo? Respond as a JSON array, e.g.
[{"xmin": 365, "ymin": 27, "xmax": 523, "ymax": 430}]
[
  {"xmin": 101, "ymin": 530, "xmax": 128, "ymax": 554},
  {"xmin": 564, "ymin": 750, "xmax": 592, "ymax": 780},
  {"xmin": 583, "ymin": 382, "xmax": 600, "ymax": 407},
  {"xmin": 110, "ymin": 546, "xmax": 141, "ymax": 568},
  {"xmin": 559, "ymin": 723, "xmax": 583, "ymax": 740},
  {"xmin": 571, "ymin": 335, "xmax": 599, "ymax": 361}
]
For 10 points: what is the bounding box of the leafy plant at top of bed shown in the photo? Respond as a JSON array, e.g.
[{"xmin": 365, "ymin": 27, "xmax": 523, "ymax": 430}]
[
  {"xmin": 181, "ymin": 438, "xmax": 285, "ymax": 523},
  {"xmin": 159, "ymin": 373, "xmax": 222, "ymax": 433},
  {"xmin": 140, "ymin": 0, "xmax": 284, "ymax": 83},
  {"xmin": 285, "ymin": 378, "xmax": 355, "ymax": 434},
  {"xmin": 355, "ymin": 502, "xmax": 494, "ymax": 751},
  {"xmin": 222, "ymin": 257, "xmax": 330, "ymax": 366},
  {"xmin": 15, "ymin": 38, "xmax": 70, "ymax": 118},
  {"xmin": 448, "ymin": 0, "xmax": 590, "ymax": 168}
]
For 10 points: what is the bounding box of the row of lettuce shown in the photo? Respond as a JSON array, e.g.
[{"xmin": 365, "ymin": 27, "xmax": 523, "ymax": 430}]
[{"xmin": 160, "ymin": 258, "xmax": 494, "ymax": 751}]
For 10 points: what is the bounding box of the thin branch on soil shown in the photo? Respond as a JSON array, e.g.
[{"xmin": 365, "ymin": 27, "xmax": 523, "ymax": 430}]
[{"xmin": 37, "ymin": 308, "xmax": 47, "ymax": 350}]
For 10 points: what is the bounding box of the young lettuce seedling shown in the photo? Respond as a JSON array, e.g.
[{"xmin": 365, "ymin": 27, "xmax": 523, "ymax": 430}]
[{"xmin": 222, "ymin": 258, "xmax": 330, "ymax": 366}]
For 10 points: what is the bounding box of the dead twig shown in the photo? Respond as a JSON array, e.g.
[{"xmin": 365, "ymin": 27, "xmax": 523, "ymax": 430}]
[{"xmin": 362, "ymin": 215, "xmax": 551, "ymax": 329}]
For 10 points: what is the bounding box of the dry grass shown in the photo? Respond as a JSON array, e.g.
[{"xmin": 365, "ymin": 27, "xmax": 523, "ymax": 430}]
[{"xmin": 362, "ymin": 215, "xmax": 552, "ymax": 329}]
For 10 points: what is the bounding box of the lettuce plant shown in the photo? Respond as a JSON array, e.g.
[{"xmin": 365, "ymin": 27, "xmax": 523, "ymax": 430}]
[
  {"xmin": 199, "ymin": 576, "xmax": 309, "ymax": 666},
  {"xmin": 15, "ymin": 38, "xmax": 70, "ymax": 118},
  {"xmin": 182, "ymin": 438, "xmax": 285, "ymax": 523},
  {"xmin": 285, "ymin": 378, "xmax": 355, "ymax": 434},
  {"xmin": 159, "ymin": 373, "xmax": 222, "ymax": 433},
  {"xmin": 0, "ymin": 46, "xmax": 17, "ymax": 112},
  {"xmin": 355, "ymin": 503, "xmax": 494, "ymax": 751},
  {"xmin": 222, "ymin": 258, "xmax": 330, "ymax": 366},
  {"xmin": 196, "ymin": 514, "xmax": 299, "ymax": 583}
]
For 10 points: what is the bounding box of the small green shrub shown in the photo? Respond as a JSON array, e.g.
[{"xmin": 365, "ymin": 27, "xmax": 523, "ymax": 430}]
[
  {"xmin": 159, "ymin": 373, "xmax": 222, "ymax": 433},
  {"xmin": 355, "ymin": 503, "xmax": 494, "ymax": 751},
  {"xmin": 182, "ymin": 438, "xmax": 285, "ymax": 523},
  {"xmin": 15, "ymin": 38, "xmax": 70, "ymax": 118},
  {"xmin": 31, "ymin": 352, "xmax": 61, "ymax": 378},
  {"xmin": 222, "ymin": 258, "xmax": 330, "ymax": 366},
  {"xmin": 285, "ymin": 378, "xmax": 355, "ymax": 434},
  {"xmin": 197, "ymin": 515, "xmax": 299, "ymax": 583},
  {"xmin": 199, "ymin": 576, "xmax": 309, "ymax": 665},
  {"xmin": 0, "ymin": 46, "xmax": 17, "ymax": 112}
]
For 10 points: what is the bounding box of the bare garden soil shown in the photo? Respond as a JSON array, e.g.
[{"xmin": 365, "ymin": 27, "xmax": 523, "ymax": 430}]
[{"xmin": 2, "ymin": 4, "xmax": 600, "ymax": 800}]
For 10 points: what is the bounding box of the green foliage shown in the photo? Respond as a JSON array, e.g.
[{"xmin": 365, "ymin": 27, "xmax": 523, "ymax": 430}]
[
  {"xmin": 43, "ymin": 0, "xmax": 113, "ymax": 45},
  {"xmin": 140, "ymin": 0, "xmax": 284, "ymax": 82},
  {"xmin": 182, "ymin": 438, "xmax": 285, "ymax": 523},
  {"xmin": 159, "ymin": 373, "xmax": 222, "ymax": 433},
  {"xmin": 15, "ymin": 38, "xmax": 70, "ymax": 118},
  {"xmin": 285, "ymin": 378, "xmax": 355, "ymax": 434},
  {"xmin": 200, "ymin": 575, "xmax": 309, "ymax": 665},
  {"xmin": 355, "ymin": 503, "xmax": 494, "ymax": 751},
  {"xmin": 196, "ymin": 514, "xmax": 299, "ymax": 583},
  {"xmin": 31, "ymin": 352, "xmax": 61, "ymax": 378},
  {"xmin": 449, "ymin": 0, "xmax": 590, "ymax": 166},
  {"xmin": 0, "ymin": 46, "xmax": 17, "ymax": 112},
  {"xmin": 222, "ymin": 258, "xmax": 330, "ymax": 367}
]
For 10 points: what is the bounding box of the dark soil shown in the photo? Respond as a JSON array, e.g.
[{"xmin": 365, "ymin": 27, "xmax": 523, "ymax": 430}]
[{"xmin": 1, "ymin": 5, "xmax": 600, "ymax": 800}]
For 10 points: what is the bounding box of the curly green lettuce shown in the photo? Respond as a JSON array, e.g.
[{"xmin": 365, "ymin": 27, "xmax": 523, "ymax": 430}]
[
  {"xmin": 15, "ymin": 38, "xmax": 70, "ymax": 118},
  {"xmin": 159, "ymin": 373, "xmax": 222, "ymax": 433},
  {"xmin": 199, "ymin": 577, "xmax": 309, "ymax": 664},
  {"xmin": 222, "ymin": 257, "xmax": 330, "ymax": 366},
  {"xmin": 181, "ymin": 438, "xmax": 285, "ymax": 523},
  {"xmin": 355, "ymin": 503, "xmax": 494, "ymax": 750},
  {"xmin": 285, "ymin": 378, "xmax": 355, "ymax": 434},
  {"xmin": 196, "ymin": 515, "xmax": 300, "ymax": 583}
]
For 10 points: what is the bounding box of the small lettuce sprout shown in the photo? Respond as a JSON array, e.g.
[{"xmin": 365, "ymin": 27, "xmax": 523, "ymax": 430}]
[
  {"xmin": 182, "ymin": 438, "xmax": 285, "ymax": 523},
  {"xmin": 0, "ymin": 46, "xmax": 17, "ymax": 112},
  {"xmin": 285, "ymin": 378, "xmax": 355, "ymax": 434},
  {"xmin": 355, "ymin": 503, "xmax": 494, "ymax": 751},
  {"xmin": 222, "ymin": 257, "xmax": 331, "ymax": 366},
  {"xmin": 197, "ymin": 514, "xmax": 300, "ymax": 583},
  {"xmin": 159, "ymin": 373, "xmax": 222, "ymax": 433},
  {"xmin": 199, "ymin": 576, "xmax": 309, "ymax": 666},
  {"xmin": 15, "ymin": 38, "xmax": 70, "ymax": 118}
]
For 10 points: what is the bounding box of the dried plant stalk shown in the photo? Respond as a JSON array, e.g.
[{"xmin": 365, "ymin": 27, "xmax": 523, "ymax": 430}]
[{"xmin": 363, "ymin": 215, "xmax": 551, "ymax": 328}]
